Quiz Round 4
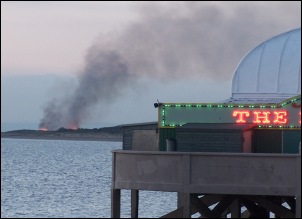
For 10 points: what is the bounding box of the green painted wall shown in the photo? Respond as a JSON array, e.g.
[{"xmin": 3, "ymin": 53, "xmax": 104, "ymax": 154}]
[
  {"xmin": 252, "ymin": 130, "xmax": 282, "ymax": 153},
  {"xmin": 159, "ymin": 128, "xmax": 176, "ymax": 151},
  {"xmin": 252, "ymin": 129, "xmax": 301, "ymax": 154},
  {"xmin": 283, "ymin": 130, "xmax": 301, "ymax": 154}
]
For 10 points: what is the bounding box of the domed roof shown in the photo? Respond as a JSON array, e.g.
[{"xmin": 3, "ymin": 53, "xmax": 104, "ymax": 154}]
[{"xmin": 231, "ymin": 28, "xmax": 301, "ymax": 100}]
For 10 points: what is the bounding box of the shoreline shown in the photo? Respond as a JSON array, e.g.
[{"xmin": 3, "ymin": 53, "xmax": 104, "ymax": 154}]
[
  {"xmin": 1, "ymin": 135, "xmax": 122, "ymax": 142},
  {"xmin": 1, "ymin": 127, "xmax": 123, "ymax": 142}
]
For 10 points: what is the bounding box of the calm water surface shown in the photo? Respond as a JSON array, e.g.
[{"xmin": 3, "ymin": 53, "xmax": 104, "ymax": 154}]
[{"xmin": 1, "ymin": 138, "xmax": 176, "ymax": 218}]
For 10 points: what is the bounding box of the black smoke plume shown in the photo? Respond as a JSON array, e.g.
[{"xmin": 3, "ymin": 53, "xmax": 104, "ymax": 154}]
[{"xmin": 39, "ymin": 1, "xmax": 301, "ymax": 130}]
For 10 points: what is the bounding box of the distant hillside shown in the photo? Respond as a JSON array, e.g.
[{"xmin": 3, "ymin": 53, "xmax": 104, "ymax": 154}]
[
  {"xmin": 1, "ymin": 125, "xmax": 122, "ymax": 141},
  {"xmin": 55, "ymin": 125, "xmax": 123, "ymax": 134}
]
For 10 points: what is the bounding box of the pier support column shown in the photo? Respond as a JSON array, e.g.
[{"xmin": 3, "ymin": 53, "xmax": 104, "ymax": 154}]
[
  {"xmin": 296, "ymin": 153, "xmax": 301, "ymax": 218},
  {"xmin": 183, "ymin": 193, "xmax": 192, "ymax": 218},
  {"xmin": 177, "ymin": 192, "xmax": 185, "ymax": 208},
  {"xmin": 296, "ymin": 196, "xmax": 301, "ymax": 218},
  {"xmin": 111, "ymin": 189, "xmax": 121, "ymax": 218},
  {"xmin": 131, "ymin": 189, "xmax": 139, "ymax": 218},
  {"xmin": 230, "ymin": 198, "xmax": 241, "ymax": 218}
]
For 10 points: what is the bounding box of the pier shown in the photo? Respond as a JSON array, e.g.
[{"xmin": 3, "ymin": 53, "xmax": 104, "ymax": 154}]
[
  {"xmin": 111, "ymin": 150, "xmax": 301, "ymax": 218},
  {"xmin": 111, "ymin": 28, "xmax": 301, "ymax": 218}
]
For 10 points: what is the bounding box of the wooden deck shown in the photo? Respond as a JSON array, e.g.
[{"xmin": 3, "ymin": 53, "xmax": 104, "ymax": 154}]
[{"xmin": 111, "ymin": 150, "xmax": 301, "ymax": 218}]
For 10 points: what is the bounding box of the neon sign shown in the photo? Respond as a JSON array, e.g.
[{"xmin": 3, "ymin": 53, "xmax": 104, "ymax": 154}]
[
  {"xmin": 232, "ymin": 110, "xmax": 288, "ymax": 124},
  {"xmin": 158, "ymin": 95, "xmax": 301, "ymax": 129},
  {"xmin": 232, "ymin": 111, "xmax": 250, "ymax": 123}
]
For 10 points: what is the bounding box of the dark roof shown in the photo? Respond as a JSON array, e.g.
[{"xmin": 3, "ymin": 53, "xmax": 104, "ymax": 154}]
[{"xmin": 121, "ymin": 121, "xmax": 158, "ymax": 128}]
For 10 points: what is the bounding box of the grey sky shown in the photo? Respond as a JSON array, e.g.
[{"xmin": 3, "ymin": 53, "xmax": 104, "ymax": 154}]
[{"xmin": 1, "ymin": 1, "xmax": 301, "ymax": 131}]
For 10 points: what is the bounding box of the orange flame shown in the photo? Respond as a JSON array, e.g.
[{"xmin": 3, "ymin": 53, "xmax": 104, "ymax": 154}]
[
  {"xmin": 68, "ymin": 123, "xmax": 79, "ymax": 130},
  {"xmin": 39, "ymin": 128, "xmax": 48, "ymax": 131}
]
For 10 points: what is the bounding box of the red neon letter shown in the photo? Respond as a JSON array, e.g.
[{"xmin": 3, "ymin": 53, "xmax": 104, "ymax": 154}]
[
  {"xmin": 273, "ymin": 111, "xmax": 288, "ymax": 124},
  {"xmin": 232, "ymin": 111, "xmax": 250, "ymax": 123},
  {"xmin": 253, "ymin": 111, "xmax": 270, "ymax": 124}
]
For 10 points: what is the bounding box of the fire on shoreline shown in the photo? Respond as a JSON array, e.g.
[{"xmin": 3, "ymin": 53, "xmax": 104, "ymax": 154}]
[
  {"xmin": 38, "ymin": 123, "xmax": 79, "ymax": 131},
  {"xmin": 68, "ymin": 123, "xmax": 79, "ymax": 130}
]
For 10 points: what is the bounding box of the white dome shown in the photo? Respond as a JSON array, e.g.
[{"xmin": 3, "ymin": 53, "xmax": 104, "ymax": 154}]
[{"xmin": 232, "ymin": 28, "xmax": 301, "ymax": 100}]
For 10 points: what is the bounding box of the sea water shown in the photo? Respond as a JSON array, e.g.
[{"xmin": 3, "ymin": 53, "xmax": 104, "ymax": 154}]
[{"xmin": 1, "ymin": 138, "xmax": 177, "ymax": 218}]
